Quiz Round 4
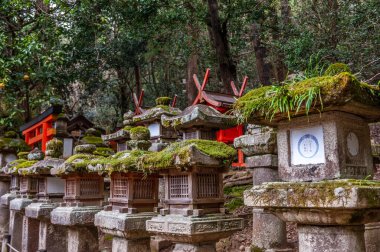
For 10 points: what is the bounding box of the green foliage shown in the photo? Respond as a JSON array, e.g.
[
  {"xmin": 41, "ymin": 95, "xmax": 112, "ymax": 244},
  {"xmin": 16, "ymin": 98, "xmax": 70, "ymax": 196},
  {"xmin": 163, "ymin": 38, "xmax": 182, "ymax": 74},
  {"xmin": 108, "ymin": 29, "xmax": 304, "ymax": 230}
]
[
  {"xmin": 138, "ymin": 139, "xmax": 237, "ymax": 171},
  {"xmin": 0, "ymin": 137, "xmax": 30, "ymax": 153},
  {"xmin": 4, "ymin": 131, "xmax": 18, "ymax": 138},
  {"xmin": 325, "ymin": 63, "xmax": 351, "ymax": 76}
]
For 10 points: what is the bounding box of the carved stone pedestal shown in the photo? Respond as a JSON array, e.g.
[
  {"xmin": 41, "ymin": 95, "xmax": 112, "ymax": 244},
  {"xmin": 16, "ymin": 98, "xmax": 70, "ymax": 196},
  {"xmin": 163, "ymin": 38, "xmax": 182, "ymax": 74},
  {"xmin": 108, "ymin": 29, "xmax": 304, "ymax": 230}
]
[
  {"xmin": 298, "ymin": 225, "xmax": 365, "ymax": 252},
  {"xmin": 0, "ymin": 176, "xmax": 10, "ymax": 250},
  {"xmin": 51, "ymin": 206, "xmax": 102, "ymax": 252},
  {"xmin": 365, "ymin": 222, "xmax": 380, "ymax": 252},
  {"xmin": 9, "ymin": 197, "xmax": 33, "ymax": 252},
  {"xmin": 25, "ymin": 202, "xmax": 67, "ymax": 252},
  {"xmin": 173, "ymin": 242, "xmax": 216, "ymax": 252},
  {"xmin": 95, "ymin": 211, "xmax": 157, "ymax": 252},
  {"xmin": 146, "ymin": 214, "xmax": 243, "ymax": 250}
]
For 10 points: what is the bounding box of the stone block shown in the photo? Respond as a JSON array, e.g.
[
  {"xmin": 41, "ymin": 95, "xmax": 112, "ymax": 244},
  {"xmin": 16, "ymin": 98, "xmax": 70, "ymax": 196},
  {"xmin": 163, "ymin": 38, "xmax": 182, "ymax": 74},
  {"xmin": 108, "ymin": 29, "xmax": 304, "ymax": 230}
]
[
  {"xmin": 38, "ymin": 221, "xmax": 67, "ymax": 252},
  {"xmin": 146, "ymin": 214, "xmax": 243, "ymax": 244},
  {"xmin": 234, "ymin": 132, "xmax": 277, "ymax": 156},
  {"xmin": 298, "ymin": 225, "xmax": 365, "ymax": 252},
  {"xmin": 21, "ymin": 216, "xmax": 39, "ymax": 252},
  {"xmin": 112, "ymin": 236, "xmax": 150, "ymax": 252},
  {"xmin": 0, "ymin": 193, "xmax": 16, "ymax": 206},
  {"xmin": 246, "ymin": 154, "xmax": 278, "ymax": 168},
  {"xmin": 364, "ymin": 222, "xmax": 380, "ymax": 252},
  {"xmin": 251, "ymin": 168, "xmax": 279, "ymax": 186},
  {"xmin": 94, "ymin": 211, "xmax": 157, "ymax": 239},
  {"xmin": 67, "ymin": 226, "xmax": 98, "ymax": 252},
  {"xmin": 251, "ymin": 209, "xmax": 287, "ymax": 249},
  {"xmin": 173, "ymin": 242, "xmax": 216, "ymax": 252},
  {"xmin": 51, "ymin": 206, "xmax": 102, "ymax": 226},
  {"xmin": 277, "ymin": 112, "xmax": 373, "ymax": 181},
  {"xmin": 25, "ymin": 202, "xmax": 57, "ymax": 220},
  {"xmin": 9, "ymin": 210, "xmax": 23, "ymax": 252},
  {"xmin": 150, "ymin": 236, "xmax": 172, "ymax": 252},
  {"xmin": 9, "ymin": 198, "xmax": 32, "ymax": 212}
]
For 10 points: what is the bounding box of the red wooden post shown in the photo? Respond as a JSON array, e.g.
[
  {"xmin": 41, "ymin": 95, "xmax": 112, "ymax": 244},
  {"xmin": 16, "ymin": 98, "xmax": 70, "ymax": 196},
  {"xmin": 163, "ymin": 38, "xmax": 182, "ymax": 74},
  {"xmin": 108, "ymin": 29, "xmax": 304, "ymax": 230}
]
[{"xmin": 42, "ymin": 122, "xmax": 48, "ymax": 152}]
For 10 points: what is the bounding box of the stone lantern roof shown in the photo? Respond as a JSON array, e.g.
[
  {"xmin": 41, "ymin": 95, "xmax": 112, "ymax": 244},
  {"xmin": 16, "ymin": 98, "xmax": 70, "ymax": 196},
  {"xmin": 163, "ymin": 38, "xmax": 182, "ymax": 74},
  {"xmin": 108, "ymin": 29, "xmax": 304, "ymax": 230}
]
[
  {"xmin": 0, "ymin": 131, "xmax": 30, "ymax": 154},
  {"xmin": 234, "ymin": 72, "xmax": 380, "ymax": 126},
  {"xmin": 138, "ymin": 139, "xmax": 237, "ymax": 172},
  {"xmin": 132, "ymin": 99, "xmax": 181, "ymax": 125},
  {"xmin": 161, "ymin": 104, "xmax": 237, "ymax": 130}
]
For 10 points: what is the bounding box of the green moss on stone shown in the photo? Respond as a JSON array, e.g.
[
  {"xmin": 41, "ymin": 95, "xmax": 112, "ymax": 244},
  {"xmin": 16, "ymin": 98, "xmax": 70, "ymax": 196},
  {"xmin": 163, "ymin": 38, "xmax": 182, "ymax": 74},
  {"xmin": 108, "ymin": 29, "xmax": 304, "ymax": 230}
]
[
  {"xmin": 155, "ymin": 97, "xmax": 171, "ymax": 106},
  {"xmin": 325, "ymin": 63, "xmax": 351, "ymax": 76},
  {"xmin": 123, "ymin": 125, "xmax": 133, "ymax": 131},
  {"xmin": 4, "ymin": 131, "xmax": 18, "ymax": 138},
  {"xmin": 0, "ymin": 137, "xmax": 30, "ymax": 153},
  {"xmin": 129, "ymin": 126, "xmax": 150, "ymax": 140},
  {"xmin": 93, "ymin": 147, "xmax": 115, "ymax": 157},
  {"xmin": 234, "ymin": 72, "xmax": 380, "ymax": 123},
  {"xmin": 138, "ymin": 139, "xmax": 237, "ymax": 171},
  {"xmin": 17, "ymin": 152, "xmax": 29, "ymax": 159},
  {"xmin": 81, "ymin": 136, "xmax": 104, "ymax": 146},
  {"xmin": 84, "ymin": 128, "xmax": 102, "ymax": 137},
  {"xmin": 14, "ymin": 160, "xmax": 37, "ymax": 170},
  {"xmin": 46, "ymin": 138, "xmax": 63, "ymax": 158}
]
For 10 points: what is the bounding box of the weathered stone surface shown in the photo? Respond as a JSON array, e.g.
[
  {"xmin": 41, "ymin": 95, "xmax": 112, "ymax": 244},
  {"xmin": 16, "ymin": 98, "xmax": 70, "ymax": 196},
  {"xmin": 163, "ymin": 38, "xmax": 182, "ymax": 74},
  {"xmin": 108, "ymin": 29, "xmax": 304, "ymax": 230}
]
[
  {"xmin": 94, "ymin": 211, "xmax": 157, "ymax": 239},
  {"xmin": 0, "ymin": 193, "xmax": 16, "ymax": 206},
  {"xmin": 51, "ymin": 206, "xmax": 102, "ymax": 226},
  {"xmin": 21, "ymin": 216, "xmax": 39, "ymax": 252},
  {"xmin": 364, "ymin": 222, "xmax": 380, "ymax": 252},
  {"xmin": 277, "ymin": 112, "xmax": 373, "ymax": 182},
  {"xmin": 25, "ymin": 202, "xmax": 57, "ymax": 220},
  {"xmin": 244, "ymin": 180, "xmax": 380, "ymax": 225},
  {"xmin": 173, "ymin": 242, "xmax": 216, "ymax": 252},
  {"xmin": 9, "ymin": 198, "xmax": 32, "ymax": 212},
  {"xmin": 150, "ymin": 236, "xmax": 172, "ymax": 252},
  {"xmin": 298, "ymin": 225, "xmax": 365, "ymax": 252},
  {"xmin": 67, "ymin": 226, "xmax": 98, "ymax": 252},
  {"xmin": 9, "ymin": 210, "xmax": 23, "ymax": 251},
  {"xmin": 234, "ymin": 131, "xmax": 277, "ymax": 156},
  {"xmin": 112, "ymin": 236, "xmax": 150, "ymax": 252},
  {"xmin": 251, "ymin": 168, "xmax": 279, "ymax": 186},
  {"xmin": 251, "ymin": 209, "xmax": 287, "ymax": 249},
  {"xmin": 38, "ymin": 221, "xmax": 67, "ymax": 252},
  {"xmin": 146, "ymin": 214, "xmax": 243, "ymax": 243},
  {"xmin": 246, "ymin": 154, "xmax": 278, "ymax": 168}
]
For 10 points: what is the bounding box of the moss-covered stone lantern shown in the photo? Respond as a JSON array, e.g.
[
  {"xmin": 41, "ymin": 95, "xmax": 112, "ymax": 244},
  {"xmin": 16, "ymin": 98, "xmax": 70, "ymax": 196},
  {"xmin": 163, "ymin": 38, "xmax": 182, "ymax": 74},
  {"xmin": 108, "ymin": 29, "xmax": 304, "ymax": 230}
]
[
  {"xmin": 50, "ymin": 129, "xmax": 109, "ymax": 252},
  {"xmin": 0, "ymin": 132, "xmax": 29, "ymax": 251},
  {"xmin": 17, "ymin": 138, "xmax": 66, "ymax": 252},
  {"xmin": 140, "ymin": 139, "xmax": 243, "ymax": 251},
  {"xmin": 133, "ymin": 97, "xmax": 181, "ymax": 151},
  {"xmin": 236, "ymin": 70, "xmax": 380, "ymax": 252},
  {"xmin": 102, "ymin": 111, "xmax": 134, "ymax": 152},
  {"xmin": 95, "ymin": 126, "xmax": 159, "ymax": 251}
]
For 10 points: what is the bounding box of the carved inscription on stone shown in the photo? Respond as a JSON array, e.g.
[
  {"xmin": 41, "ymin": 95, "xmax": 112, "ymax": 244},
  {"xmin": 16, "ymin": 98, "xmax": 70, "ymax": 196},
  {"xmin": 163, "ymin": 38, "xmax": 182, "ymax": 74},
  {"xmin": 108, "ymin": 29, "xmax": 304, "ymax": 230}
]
[
  {"xmin": 126, "ymin": 219, "xmax": 146, "ymax": 230},
  {"xmin": 221, "ymin": 220, "xmax": 242, "ymax": 231},
  {"xmin": 194, "ymin": 222, "xmax": 218, "ymax": 233},
  {"xmin": 146, "ymin": 221, "xmax": 164, "ymax": 232},
  {"xmin": 168, "ymin": 223, "xmax": 191, "ymax": 234},
  {"xmin": 342, "ymin": 166, "xmax": 367, "ymax": 178}
]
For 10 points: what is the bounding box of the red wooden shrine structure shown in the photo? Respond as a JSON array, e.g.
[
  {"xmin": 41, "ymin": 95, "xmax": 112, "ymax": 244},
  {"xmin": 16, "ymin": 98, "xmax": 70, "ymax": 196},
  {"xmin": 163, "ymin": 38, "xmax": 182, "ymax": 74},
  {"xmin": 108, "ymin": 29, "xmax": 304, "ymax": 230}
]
[
  {"xmin": 133, "ymin": 90, "xmax": 177, "ymax": 115},
  {"xmin": 193, "ymin": 68, "xmax": 248, "ymax": 167},
  {"xmin": 20, "ymin": 106, "xmax": 62, "ymax": 152}
]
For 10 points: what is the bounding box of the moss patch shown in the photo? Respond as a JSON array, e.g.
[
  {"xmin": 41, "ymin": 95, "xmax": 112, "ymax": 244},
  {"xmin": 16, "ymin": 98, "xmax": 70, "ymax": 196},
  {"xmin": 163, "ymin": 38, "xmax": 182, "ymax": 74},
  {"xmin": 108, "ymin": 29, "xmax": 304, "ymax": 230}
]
[
  {"xmin": 155, "ymin": 97, "xmax": 171, "ymax": 106},
  {"xmin": 138, "ymin": 139, "xmax": 237, "ymax": 171},
  {"xmin": 129, "ymin": 126, "xmax": 150, "ymax": 140},
  {"xmin": 81, "ymin": 136, "xmax": 105, "ymax": 146},
  {"xmin": 325, "ymin": 63, "xmax": 351, "ymax": 76},
  {"xmin": 234, "ymin": 72, "xmax": 380, "ymax": 123},
  {"xmin": 93, "ymin": 147, "xmax": 115, "ymax": 157},
  {"xmin": 224, "ymin": 185, "xmax": 252, "ymax": 212}
]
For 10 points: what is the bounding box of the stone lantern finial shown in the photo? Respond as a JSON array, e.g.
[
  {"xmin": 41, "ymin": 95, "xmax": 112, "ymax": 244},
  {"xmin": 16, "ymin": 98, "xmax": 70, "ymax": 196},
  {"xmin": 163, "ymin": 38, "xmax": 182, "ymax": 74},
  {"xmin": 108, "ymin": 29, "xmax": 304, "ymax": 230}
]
[{"xmin": 45, "ymin": 138, "xmax": 63, "ymax": 158}]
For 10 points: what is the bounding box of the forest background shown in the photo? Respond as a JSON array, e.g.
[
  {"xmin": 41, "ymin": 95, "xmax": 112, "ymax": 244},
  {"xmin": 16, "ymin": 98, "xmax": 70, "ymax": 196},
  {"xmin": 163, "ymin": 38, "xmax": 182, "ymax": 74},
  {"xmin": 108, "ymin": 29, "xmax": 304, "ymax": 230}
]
[{"xmin": 0, "ymin": 0, "xmax": 379, "ymax": 132}]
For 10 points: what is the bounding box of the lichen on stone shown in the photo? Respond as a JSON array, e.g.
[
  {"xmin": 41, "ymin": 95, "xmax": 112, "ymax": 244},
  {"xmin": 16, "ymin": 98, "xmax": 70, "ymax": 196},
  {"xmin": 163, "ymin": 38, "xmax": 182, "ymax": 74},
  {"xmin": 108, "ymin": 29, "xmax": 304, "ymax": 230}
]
[
  {"xmin": 138, "ymin": 139, "xmax": 237, "ymax": 172},
  {"xmin": 74, "ymin": 144, "xmax": 97, "ymax": 154},
  {"xmin": 27, "ymin": 148, "xmax": 44, "ymax": 161}
]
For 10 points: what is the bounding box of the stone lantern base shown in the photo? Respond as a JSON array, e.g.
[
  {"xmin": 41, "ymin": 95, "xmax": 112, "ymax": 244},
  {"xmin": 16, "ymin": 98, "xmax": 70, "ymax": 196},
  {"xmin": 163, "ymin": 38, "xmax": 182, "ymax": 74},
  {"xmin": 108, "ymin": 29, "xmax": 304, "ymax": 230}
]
[
  {"xmin": 95, "ymin": 211, "xmax": 158, "ymax": 251},
  {"xmin": 244, "ymin": 180, "xmax": 380, "ymax": 252},
  {"xmin": 25, "ymin": 201, "xmax": 67, "ymax": 252},
  {"xmin": 146, "ymin": 214, "xmax": 244, "ymax": 251},
  {"xmin": 51, "ymin": 206, "xmax": 103, "ymax": 252}
]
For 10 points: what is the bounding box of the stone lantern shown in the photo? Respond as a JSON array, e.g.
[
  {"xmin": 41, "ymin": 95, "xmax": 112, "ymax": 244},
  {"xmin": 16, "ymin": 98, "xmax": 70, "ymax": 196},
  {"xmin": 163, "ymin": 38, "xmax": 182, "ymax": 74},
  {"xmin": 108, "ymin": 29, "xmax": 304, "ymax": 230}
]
[
  {"xmin": 95, "ymin": 126, "xmax": 160, "ymax": 251},
  {"xmin": 54, "ymin": 114, "xmax": 74, "ymax": 158},
  {"xmin": 161, "ymin": 104, "xmax": 236, "ymax": 141},
  {"xmin": 50, "ymin": 142, "xmax": 106, "ymax": 252},
  {"xmin": 0, "ymin": 132, "xmax": 29, "ymax": 251},
  {"xmin": 101, "ymin": 111, "xmax": 133, "ymax": 152},
  {"xmin": 133, "ymin": 97, "xmax": 181, "ymax": 151},
  {"xmin": 141, "ymin": 139, "xmax": 243, "ymax": 251},
  {"xmin": 19, "ymin": 138, "xmax": 66, "ymax": 252},
  {"xmin": 236, "ymin": 71, "xmax": 380, "ymax": 252}
]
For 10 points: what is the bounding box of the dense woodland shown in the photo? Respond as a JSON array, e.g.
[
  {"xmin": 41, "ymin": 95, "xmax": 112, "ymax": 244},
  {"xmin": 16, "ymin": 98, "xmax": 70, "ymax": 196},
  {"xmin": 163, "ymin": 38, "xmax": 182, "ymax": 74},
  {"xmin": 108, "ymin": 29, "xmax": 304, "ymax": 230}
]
[{"xmin": 0, "ymin": 0, "xmax": 379, "ymax": 132}]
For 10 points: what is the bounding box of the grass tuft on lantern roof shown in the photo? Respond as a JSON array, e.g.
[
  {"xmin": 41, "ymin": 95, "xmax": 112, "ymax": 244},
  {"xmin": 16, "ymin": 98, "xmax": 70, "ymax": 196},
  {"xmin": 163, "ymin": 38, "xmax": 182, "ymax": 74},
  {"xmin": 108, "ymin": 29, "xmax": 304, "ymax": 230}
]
[
  {"xmin": 234, "ymin": 71, "xmax": 380, "ymax": 124},
  {"xmin": 137, "ymin": 139, "xmax": 237, "ymax": 172}
]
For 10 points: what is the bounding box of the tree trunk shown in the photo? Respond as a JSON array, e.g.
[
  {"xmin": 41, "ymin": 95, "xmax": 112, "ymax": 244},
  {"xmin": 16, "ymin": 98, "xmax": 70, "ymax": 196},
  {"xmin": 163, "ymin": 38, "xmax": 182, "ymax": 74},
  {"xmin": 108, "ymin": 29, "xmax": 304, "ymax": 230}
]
[
  {"xmin": 252, "ymin": 23, "xmax": 272, "ymax": 85},
  {"xmin": 134, "ymin": 64, "xmax": 141, "ymax": 96},
  {"xmin": 186, "ymin": 54, "xmax": 198, "ymax": 105},
  {"xmin": 206, "ymin": 0, "xmax": 236, "ymax": 93}
]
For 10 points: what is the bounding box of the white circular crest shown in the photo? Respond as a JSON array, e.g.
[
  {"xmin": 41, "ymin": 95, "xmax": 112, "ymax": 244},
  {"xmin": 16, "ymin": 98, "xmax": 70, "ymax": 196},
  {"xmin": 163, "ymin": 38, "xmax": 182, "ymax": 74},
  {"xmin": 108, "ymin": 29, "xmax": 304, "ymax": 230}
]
[{"xmin": 347, "ymin": 132, "xmax": 359, "ymax": 156}]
